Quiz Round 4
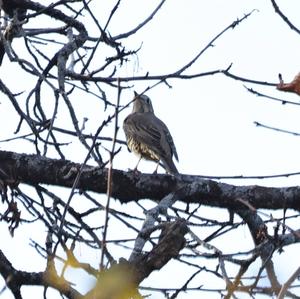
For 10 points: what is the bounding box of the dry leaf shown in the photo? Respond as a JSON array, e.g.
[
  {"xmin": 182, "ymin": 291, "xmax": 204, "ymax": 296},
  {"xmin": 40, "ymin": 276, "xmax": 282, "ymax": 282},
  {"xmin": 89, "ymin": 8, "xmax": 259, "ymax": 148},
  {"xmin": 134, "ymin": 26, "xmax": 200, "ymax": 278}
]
[{"xmin": 277, "ymin": 72, "xmax": 300, "ymax": 95}]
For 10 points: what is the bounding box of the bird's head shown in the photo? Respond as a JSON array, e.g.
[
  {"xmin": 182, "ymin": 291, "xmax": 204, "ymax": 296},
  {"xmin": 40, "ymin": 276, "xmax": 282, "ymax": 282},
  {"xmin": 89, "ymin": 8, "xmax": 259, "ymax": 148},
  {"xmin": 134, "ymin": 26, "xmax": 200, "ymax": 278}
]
[{"xmin": 132, "ymin": 91, "xmax": 154, "ymax": 113}]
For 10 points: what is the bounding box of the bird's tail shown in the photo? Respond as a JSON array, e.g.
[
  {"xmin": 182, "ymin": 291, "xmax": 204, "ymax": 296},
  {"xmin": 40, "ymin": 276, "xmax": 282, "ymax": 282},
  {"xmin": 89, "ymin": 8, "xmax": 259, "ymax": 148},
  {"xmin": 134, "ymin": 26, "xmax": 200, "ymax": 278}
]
[{"xmin": 161, "ymin": 158, "xmax": 179, "ymax": 175}]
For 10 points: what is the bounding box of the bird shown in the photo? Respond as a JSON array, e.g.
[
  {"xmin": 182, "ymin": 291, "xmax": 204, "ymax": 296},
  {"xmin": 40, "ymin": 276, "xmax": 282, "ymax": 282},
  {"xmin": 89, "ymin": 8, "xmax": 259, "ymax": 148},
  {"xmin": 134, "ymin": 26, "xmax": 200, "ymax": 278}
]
[{"xmin": 123, "ymin": 91, "xmax": 179, "ymax": 175}]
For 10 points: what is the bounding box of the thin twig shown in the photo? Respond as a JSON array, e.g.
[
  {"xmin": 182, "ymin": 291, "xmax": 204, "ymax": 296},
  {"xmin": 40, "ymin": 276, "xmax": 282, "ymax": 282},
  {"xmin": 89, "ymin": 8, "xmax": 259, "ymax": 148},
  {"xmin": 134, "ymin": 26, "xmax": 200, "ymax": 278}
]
[
  {"xmin": 270, "ymin": 0, "xmax": 300, "ymax": 35},
  {"xmin": 100, "ymin": 78, "xmax": 121, "ymax": 269},
  {"xmin": 277, "ymin": 267, "xmax": 300, "ymax": 299},
  {"xmin": 254, "ymin": 121, "xmax": 300, "ymax": 136},
  {"xmin": 113, "ymin": 0, "xmax": 166, "ymax": 40}
]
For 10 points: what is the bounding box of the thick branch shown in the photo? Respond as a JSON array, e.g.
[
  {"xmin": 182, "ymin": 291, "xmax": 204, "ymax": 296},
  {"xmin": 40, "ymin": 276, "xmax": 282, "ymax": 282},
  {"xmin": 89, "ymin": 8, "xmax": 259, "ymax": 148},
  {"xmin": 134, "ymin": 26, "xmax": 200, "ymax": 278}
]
[
  {"xmin": 85, "ymin": 219, "xmax": 188, "ymax": 299},
  {"xmin": 132, "ymin": 219, "xmax": 188, "ymax": 283},
  {"xmin": 0, "ymin": 250, "xmax": 82, "ymax": 299},
  {"xmin": 0, "ymin": 150, "xmax": 300, "ymax": 210}
]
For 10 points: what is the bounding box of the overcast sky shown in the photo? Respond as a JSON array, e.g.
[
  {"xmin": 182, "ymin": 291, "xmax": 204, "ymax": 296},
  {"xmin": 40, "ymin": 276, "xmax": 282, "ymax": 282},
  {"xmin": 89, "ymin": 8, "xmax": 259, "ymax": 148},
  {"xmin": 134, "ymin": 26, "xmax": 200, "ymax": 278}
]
[
  {"xmin": 1, "ymin": 1, "xmax": 300, "ymax": 299},
  {"xmin": 110, "ymin": 0, "xmax": 300, "ymax": 187}
]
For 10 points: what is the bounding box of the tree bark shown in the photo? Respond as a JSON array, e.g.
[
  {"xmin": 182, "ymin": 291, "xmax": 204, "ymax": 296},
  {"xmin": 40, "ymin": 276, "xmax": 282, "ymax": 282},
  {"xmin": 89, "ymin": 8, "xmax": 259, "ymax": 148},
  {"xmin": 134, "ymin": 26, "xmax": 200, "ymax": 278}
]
[{"xmin": 0, "ymin": 150, "xmax": 299, "ymax": 210}]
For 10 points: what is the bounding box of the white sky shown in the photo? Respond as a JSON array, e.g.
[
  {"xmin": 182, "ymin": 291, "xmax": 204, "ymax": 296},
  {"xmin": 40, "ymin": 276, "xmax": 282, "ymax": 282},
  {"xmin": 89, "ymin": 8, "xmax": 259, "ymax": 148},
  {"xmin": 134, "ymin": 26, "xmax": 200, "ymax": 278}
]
[{"xmin": 1, "ymin": 1, "xmax": 300, "ymax": 298}]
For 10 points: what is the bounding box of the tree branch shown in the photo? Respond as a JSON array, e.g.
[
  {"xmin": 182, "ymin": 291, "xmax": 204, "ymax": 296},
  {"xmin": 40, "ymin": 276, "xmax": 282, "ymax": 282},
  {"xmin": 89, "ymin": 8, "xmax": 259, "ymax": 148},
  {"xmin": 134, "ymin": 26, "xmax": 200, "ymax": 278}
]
[
  {"xmin": 0, "ymin": 250, "xmax": 82, "ymax": 299},
  {"xmin": 1, "ymin": 150, "xmax": 300, "ymax": 211}
]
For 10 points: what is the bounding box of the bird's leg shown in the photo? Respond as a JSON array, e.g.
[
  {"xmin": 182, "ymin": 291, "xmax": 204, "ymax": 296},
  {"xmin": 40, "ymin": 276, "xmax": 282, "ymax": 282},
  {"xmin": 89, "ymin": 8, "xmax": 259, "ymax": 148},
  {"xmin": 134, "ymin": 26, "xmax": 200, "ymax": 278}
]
[
  {"xmin": 127, "ymin": 156, "xmax": 142, "ymax": 174},
  {"xmin": 152, "ymin": 161, "xmax": 160, "ymax": 174},
  {"xmin": 133, "ymin": 156, "xmax": 142, "ymax": 172}
]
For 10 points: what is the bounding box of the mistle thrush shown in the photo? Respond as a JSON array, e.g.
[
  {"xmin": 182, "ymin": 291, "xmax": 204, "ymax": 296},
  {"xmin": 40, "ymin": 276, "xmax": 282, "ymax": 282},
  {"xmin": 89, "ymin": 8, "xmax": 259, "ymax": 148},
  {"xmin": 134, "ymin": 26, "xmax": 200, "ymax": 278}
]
[{"xmin": 123, "ymin": 91, "xmax": 179, "ymax": 174}]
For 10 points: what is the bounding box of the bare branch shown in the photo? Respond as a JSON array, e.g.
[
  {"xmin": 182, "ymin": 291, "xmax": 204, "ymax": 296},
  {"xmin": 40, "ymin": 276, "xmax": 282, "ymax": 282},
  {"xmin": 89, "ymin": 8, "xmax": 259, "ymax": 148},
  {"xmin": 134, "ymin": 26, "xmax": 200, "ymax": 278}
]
[{"xmin": 270, "ymin": 0, "xmax": 300, "ymax": 35}]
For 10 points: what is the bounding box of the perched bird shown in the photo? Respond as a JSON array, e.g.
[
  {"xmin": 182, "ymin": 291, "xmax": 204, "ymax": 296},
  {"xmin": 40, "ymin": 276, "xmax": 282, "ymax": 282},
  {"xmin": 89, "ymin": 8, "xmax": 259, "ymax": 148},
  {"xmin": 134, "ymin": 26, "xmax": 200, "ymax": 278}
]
[{"xmin": 123, "ymin": 91, "xmax": 179, "ymax": 175}]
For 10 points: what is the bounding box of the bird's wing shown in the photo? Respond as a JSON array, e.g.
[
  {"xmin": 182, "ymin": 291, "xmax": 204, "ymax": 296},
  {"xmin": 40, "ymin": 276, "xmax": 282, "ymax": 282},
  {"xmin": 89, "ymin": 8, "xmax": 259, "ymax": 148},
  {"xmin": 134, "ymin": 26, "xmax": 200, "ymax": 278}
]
[
  {"xmin": 124, "ymin": 113, "xmax": 178, "ymax": 161},
  {"xmin": 160, "ymin": 120, "xmax": 179, "ymax": 162},
  {"xmin": 124, "ymin": 113, "xmax": 162, "ymax": 152}
]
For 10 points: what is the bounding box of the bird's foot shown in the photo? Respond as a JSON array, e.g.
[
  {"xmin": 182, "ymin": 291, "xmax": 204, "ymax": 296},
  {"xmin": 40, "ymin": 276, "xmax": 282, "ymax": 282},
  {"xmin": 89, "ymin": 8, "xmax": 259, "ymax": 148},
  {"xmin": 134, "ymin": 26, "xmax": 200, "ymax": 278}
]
[{"xmin": 127, "ymin": 168, "xmax": 141, "ymax": 175}]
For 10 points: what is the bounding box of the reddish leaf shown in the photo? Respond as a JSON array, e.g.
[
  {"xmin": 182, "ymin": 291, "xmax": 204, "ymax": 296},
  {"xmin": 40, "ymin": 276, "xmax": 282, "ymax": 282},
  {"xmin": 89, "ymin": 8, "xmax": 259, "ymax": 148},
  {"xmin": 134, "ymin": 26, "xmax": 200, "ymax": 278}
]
[{"xmin": 277, "ymin": 72, "xmax": 300, "ymax": 95}]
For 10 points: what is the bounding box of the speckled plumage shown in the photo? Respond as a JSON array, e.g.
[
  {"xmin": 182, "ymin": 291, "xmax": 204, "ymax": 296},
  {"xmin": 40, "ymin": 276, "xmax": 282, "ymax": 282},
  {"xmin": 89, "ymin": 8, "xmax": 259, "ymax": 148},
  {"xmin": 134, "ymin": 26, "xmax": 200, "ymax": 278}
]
[{"xmin": 123, "ymin": 92, "xmax": 179, "ymax": 174}]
